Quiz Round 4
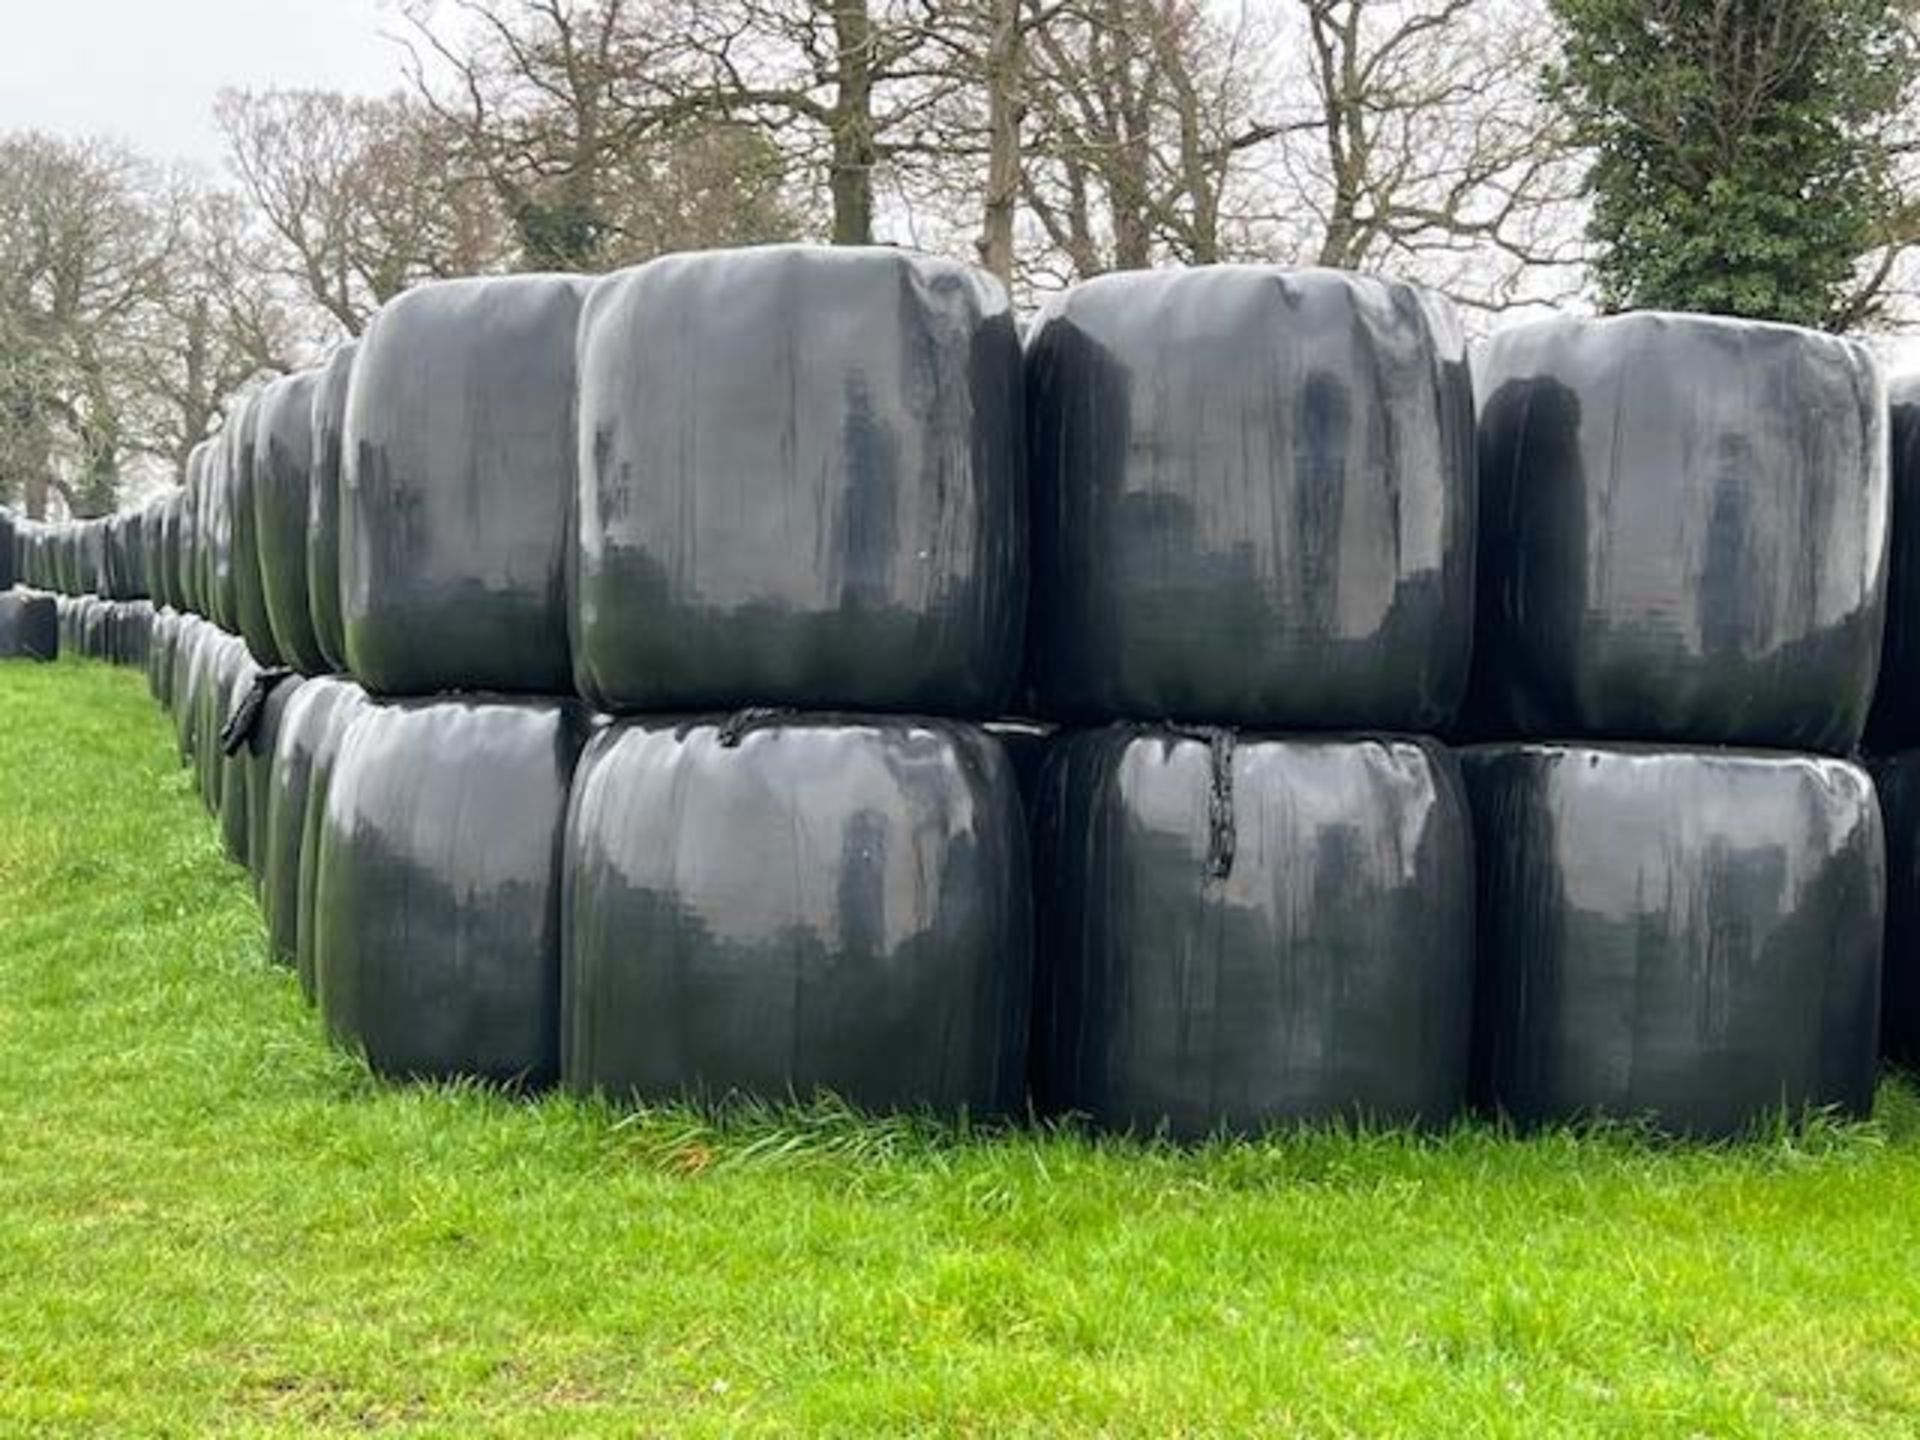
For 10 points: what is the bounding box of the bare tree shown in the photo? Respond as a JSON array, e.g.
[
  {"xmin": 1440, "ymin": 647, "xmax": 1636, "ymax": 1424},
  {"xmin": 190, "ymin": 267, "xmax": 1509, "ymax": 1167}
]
[
  {"xmin": 217, "ymin": 87, "xmax": 508, "ymax": 335},
  {"xmin": 400, "ymin": 0, "xmax": 799, "ymax": 267}
]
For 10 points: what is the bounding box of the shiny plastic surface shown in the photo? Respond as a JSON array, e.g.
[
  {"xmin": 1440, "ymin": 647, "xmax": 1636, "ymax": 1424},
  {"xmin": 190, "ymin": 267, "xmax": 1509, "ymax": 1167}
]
[
  {"xmin": 573, "ymin": 245, "xmax": 1026, "ymax": 714},
  {"xmin": 1462, "ymin": 743, "xmax": 1883, "ymax": 1135},
  {"xmin": 1867, "ymin": 377, "xmax": 1920, "ymax": 748},
  {"xmin": 564, "ymin": 716, "xmax": 1031, "ymax": 1114},
  {"xmin": 294, "ymin": 680, "xmax": 373, "ymax": 1001},
  {"xmin": 1469, "ymin": 312, "xmax": 1887, "ymax": 754},
  {"xmin": 1034, "ymin": 728, "xmax": 1475, "ymax": 1138},
  {"xmin": 0, "ymin": 590, "xmax": 56, "ymax": 660},
  {"xmin": 215, "ymin": 650, "xmax": 265, "ymax": 866},
  {"xmin": 308, "ymin": 339, "xmax": 357, "ymax": 672},
  {"xmin": 253, "ymin": 370, "xmax": 328, "ymax": 673},
  {"xmin": 1872, "ymin": 753, "xmax": 1920, "ymax": 1068},
  {"xmin": 342, "ymin": 277, "xmax": 585, "ymax": 695},
  {"xmin": 0, "ymin": 511, "xmax": 12, "ymax": 590},
  {"xmin": 262, "ymin": 677, "xmax": 360, "ymax": 968},
  {"xmin": 1026, "ymin": 267, "xmax": 1475, "ymax": 728},
  {"xmin": 226, "ymin": 391, "xmax": 282, "ymax": 665},
  {"xmin": 314, "ymin": 696, "xmax": 588, "ymax": 1080}
]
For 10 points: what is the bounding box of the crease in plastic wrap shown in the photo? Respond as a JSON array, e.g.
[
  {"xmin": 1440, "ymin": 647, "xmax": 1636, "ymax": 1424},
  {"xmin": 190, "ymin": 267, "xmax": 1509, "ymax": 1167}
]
[
  {"xmin": 252, "ymin": 370, "xmax": 329, "ymax": 673},
  {"xmin": 1033, "ymin": 727, "xmax": 1475, "ymax": 1139},
  {"xmin": 224, "ymin": 391, "xmax": 283, "ymax": 665},
  {"xmin": 308, "ymin": 339, "xmax": 357, "ymax": 673},
  {"xmin": 574, "ymin": 245, "xmax": 1026, "ymax": 715},
  {"xmin": 1462, "ymin": 743, "xmax": 1883, "ymax": 1136},
  {"xmin": 314, "ymin": 697, "xmax": 589, "ymax": 1080},
  {"xmin": 342, "ymin": 278, "xmax": 584, "ymax": 695},
  {"xmin": 1026, "ymin": 266, "xmax": 1476, "ymax": 729},
  {"xmin": 1467, "ymin": 312, "xmax": 1888, "ymax": 754},
  {"xmin": 564, "ymin": 715, "xmax": 1032, "ymax": 1116}
]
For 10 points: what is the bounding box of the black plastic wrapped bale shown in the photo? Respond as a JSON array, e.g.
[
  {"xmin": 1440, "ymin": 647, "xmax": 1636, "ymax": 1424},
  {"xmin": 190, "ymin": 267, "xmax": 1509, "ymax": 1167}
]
[
  {"xmin": 148, "ymin": 608, "xmax": 177, "ymax": 704},
  {"xmin": 295, "ymin": 680, "xmax": 373, "ymax": 1001},
  {"xmin": 342, "ymin": 277, "xmax": 585, "ymax": 695},
  {"xmin": 263, "ymin": 677, "xmax": 363, "ymax": 970},
  {"xmin": 308, "ymin": 339, "xmax": 357, "ymax": 673},
  {"xmin": 314, "ymin": 697, "xmax": 588, "ymax": 1079},
  {"xmin": 252, "ymin": 370, "xmax": 329, "ymax": 673},
  {"xmin": 0, "ymin": 509, "xmax": 14, "ymax": 590},
  {"xmin": 984, "ymin": 718, "xmax": 1054, "ymax": 813},
  {"xmin": 1872, "ymin": 753, "xmax": 1920, "ymax": 1070},
  {"xmin": 173, "ymin": 620, "xmax": 214, "ymax": 759},
  {"xmin": 564, "ymin": 715, "xmax": 1031, "ymax": 1116},
  {"xmin": 1867, "ymin": 377, "xmax": 1920, "ymax": 749},
  {"xmin": 215, "ymin": 649, "xmax": 265, "ymax": 866},
  {"xmin": 0, "ymin": 591, "xmax": 57, "ymax": 660},
  {"xmin": 198, "ymin": 438, "xmax": 238, "ymax": 633},
  {"xmin": 1026, "ymin": 268, "xmax": 1474, "ymax": 729},
  {"xmin": 1034, "ymin": 728, "xmax": 1474, "ymax": 1138},
  {"xmin": 573, "ymin": 246, "xmax": 1025, "ymax": 715},
  {"xmin": 226, "ymin": 391, "xmax": 282, "ymax": 666},
  {"xmin": 1469, "ymin": 313, "xmax": 1887, "ymax": 755},
  {"xmin": 197, "ymin": 633, "xmax": 251, "ymax": 815},
  {"xmin": 1462, "ymin": 743, "xmax": 1883, "ymax": 1136},
  {"xmin": 238, "ymin": 673, "xmax": 306, "ymax": 891}
]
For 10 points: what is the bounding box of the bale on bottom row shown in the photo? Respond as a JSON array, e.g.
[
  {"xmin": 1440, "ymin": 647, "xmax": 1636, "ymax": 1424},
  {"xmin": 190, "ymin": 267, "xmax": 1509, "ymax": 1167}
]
[
  {"xmin": 313, "ymin": 697, "xmax": 589, "ymax": 1082},
  {"xmin": 1033, "ymin": 730, "xmax": 1475, "ymax": 1139},
  {"xmin": 1462, "ymin": 744, "xmax": 1883, "ymax": 1136},
  {"xmin": 564, "ymin": 717, "xmax": 1033, "ymax": 1115},
  {"xmin": 0, "ymin": 590, "xmax": 57, "ymax": 660}
]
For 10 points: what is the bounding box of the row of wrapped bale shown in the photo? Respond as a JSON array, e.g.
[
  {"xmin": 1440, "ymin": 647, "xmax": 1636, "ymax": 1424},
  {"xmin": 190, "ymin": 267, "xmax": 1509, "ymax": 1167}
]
[{"xmin": 30, "ymin": 246, "xmax": 1920, "ymax": 1142}]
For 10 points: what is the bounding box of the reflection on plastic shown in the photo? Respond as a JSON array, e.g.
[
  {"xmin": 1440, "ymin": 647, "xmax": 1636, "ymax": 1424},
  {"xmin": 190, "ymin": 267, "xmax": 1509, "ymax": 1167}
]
[
  {"xmin": 1026, "ymin": 267, "xmax": 1476, "ymax": 728},
  {"xmin": 1463, "ymin": 743, "xmax": 1883, "ymax": 1136},
  {"xmin": 1469, "ymin": 312, "xmax": 1887, "ymax": 754},
  {"xmin": 308, "ymin": 340, "xmax": 357, "ymax": 673},
  {"xmin": 314, "ymin": 696, "xmax": 588, "ymax": 1080},
  {"xmin": 262, "ymin": 676, "xmax": 360, "ymax": 970},
  {"xmin": 253, "ymin": 370, "xmax": 329, "ymax": 673},
  {"xmin": 0, "ymin": 591, "xmax": 57, "ymax": 660},
  {"xmin": 574, "ymin": 246, "xmax": 1025, "ymax": 715},
  {"xmin": 1034, "ymin": 727, "xmax": 1475, "ymax": 1138},
  {"xmin": 564, "ymin": 715, "xmax": 1031, "ymax": 1116},
  {"xmin": 342, "ymin": 278, "xmax": 584, "ymax": 695}
]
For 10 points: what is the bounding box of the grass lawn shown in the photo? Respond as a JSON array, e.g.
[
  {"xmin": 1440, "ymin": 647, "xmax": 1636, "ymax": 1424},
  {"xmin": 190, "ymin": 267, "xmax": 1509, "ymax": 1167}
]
[{"xmin": 3, "ymin": 658, "xmax": 1920, "ymax": 1437}]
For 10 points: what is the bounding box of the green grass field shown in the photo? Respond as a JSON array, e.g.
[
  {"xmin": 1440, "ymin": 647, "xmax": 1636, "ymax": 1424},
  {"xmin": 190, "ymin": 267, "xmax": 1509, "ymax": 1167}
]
[{"xmin": 4, "ymin": 658, "xmax": 1920, "ymax": 1437}]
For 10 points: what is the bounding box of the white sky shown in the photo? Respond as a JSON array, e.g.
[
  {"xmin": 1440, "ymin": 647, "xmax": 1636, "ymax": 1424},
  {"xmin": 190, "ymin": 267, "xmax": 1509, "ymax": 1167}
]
[{"xmin": 0, "ymin": 0, "xmax": 411, "ymax": 173}]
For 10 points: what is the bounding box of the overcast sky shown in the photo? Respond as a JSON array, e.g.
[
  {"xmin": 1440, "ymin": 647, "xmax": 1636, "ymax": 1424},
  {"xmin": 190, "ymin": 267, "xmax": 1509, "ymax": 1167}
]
[{"xmin": 0, "ymin": 0, "xmax": 410, "ymax": 173}]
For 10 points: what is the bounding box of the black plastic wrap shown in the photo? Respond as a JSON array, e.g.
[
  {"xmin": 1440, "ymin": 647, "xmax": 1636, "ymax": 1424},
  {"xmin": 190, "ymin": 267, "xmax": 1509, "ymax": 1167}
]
[
  {"xmin": 0, "ymin": 591, "xmax": 57, "ymax": 660},
  {"xmin": 0, "ymin": 510, "xmax": 14, "ymax": 591},
  {"xmin": 573, "ymin": 246, "xmax": 1026, "ymax": 714},
  {"xmin": 252, "ymin": 370, "xmax": 328, "ymax": 673},
  {"xmin": 147, "ymin": 608, "xmax": 178, "ymax": 704},
  {"xmin": 1034, "ymin": 728, "xmax": 1474, "ymax": 1138},
  {"xmin": 109, "ymin": 600, "xmax": 153, "ymax": 667},
  {"xmin": 1026, "ymin": 267, "xmax": 1475, "ymax": 729},
  {"xmin": 294, "ymin": 679, "xmax": 373, "ymax": 1001},
  {"xmin": 1872, "ymin": 753, "xmax": 1920, "ymax": 1069},
  {"xmin": 314, "ymin": 697, "xmax": 588, "ymax": 1079},
  {"xmin": 308, "ymin": 339, "xmax": 357, "ymax": 672},
  {"xmin": 199, "ymin": 438, "xmax": 238, "ymax": 633},
  {"xmin": 564, "ymin": 715, "xmax": 1030, "ymax": 1115},
  {"xmin": 197, "ymin": 633, "xmax": 251, "ymax": 815},
  {"xmin": 239, "ymin": 673, "xmax": 305, "ymax": 891},
  {"xmin": 225, "ymin": 392, "xmax": 282, "ymax": 665},
  {"xmin": 342, "ymin": 277, "xmax": 585, "ymax": 695},
  {"xmin": 1867, "ymin": 377, "xmax": 1920, "ymax": 749},
  {"xmin": 1462, "ymin": 743, "xmax": 1882, "ymax": 1135},
  {"xmin": 263, "ymin": 677, "xmax": 364, "ymax": 970},
  {"xmin": 172, "ymin": 618, "xmax": 215, "ymax": 760},
  {"xmin": 215, "ymin": 651, "xmax": 265, "ymax": 866},
  {"xmin": 1469, "ymin": 313, "xmax": 1887, "ymax": 755}
]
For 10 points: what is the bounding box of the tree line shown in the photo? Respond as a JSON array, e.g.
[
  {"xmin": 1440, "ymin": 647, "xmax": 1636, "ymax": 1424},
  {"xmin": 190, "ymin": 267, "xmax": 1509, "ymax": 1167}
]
[{"xmin": 4, "ymin": 0, "xmax": 1917, "ymax": 517}]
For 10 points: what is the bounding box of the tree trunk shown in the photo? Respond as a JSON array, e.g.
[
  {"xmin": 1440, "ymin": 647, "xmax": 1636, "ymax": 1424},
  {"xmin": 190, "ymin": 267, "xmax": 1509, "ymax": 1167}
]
[
  {"xmin": 831, "ymin": 0, "xmax": 877, "ymax": 245},
  {"xmin": 977, "ymin": 0, "xmax": 1025, "ymax": 282}
]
